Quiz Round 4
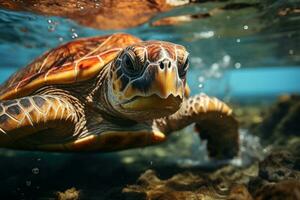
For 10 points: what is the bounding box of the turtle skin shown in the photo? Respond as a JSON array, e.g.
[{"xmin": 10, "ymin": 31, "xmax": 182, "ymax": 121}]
[{"xmin": 0, "ymin": 33, "xmax": 239, "ymax": 159}]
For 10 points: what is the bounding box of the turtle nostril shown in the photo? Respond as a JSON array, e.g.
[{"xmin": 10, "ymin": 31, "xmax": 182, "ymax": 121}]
[
  {"xmin": 159, "ymin": 62, "xmax": 164, "ymax": 70},
  {"xmin": 159, "ymin": 60, "xmax": 171, "ymax": 70}
]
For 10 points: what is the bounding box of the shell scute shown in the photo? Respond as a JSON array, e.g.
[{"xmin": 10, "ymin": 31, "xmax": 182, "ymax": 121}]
[{"xmin": 0, "ymin": 33, "xmax": 141, "ymax": 100}]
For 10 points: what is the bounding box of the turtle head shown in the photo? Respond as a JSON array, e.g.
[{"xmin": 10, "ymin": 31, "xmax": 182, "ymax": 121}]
[{"xmin": 107, "ymin": 41, "xmax": 189, "ymax": 121}]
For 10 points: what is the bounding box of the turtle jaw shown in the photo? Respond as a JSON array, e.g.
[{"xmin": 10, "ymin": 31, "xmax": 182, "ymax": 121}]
[{"xmin": 121, "ymin": 93, "xmax": 182, "ymax": 112}]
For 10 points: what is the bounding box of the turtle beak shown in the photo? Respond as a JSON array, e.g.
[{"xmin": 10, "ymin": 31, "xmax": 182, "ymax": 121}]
[
  {"xmin": 121, "ymin": 60, "xmax": 184, "ymax": 111},
  {"xmin": 150, "ymin": 59, "xmax": 184, "ymax": 99},
  {"xmin": 122, "ymin": 60, "xmax": 184, "ymax": 100}
]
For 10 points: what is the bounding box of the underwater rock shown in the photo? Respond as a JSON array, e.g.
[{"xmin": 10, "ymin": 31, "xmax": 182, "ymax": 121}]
[
  {"xmin": 254, "ymin": 180, "xmax": 300, "ymax": 200},
  {"xmin": 258, "ymin": 151, "xmax": 300, "ymax": 182},
  {"xmin": 123, "ymin": 148, "xmax": 300, "ymax": 200},
  {"xmin": 56, "ymin": 187, "xmax": 80, "ymax": 200},
  {"xmin": 248, "ymin": 149, "xmax": 300, "ymax": 200},
  {"xmin": 278, "ymin": 7, "xmax": 300, "ymax": 16},
  {"xmin": 123, "ymin": 167, "xmax": 255, "ymax": 200},
  {"xmin": 254, "ymin": 94, "xmax": 300, "ymax": 144}
]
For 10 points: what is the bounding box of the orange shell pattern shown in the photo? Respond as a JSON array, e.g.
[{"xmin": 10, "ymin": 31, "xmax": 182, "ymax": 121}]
[{"xmin": 0, "ymin": 33, "xmax": 142, "ymax": 100}]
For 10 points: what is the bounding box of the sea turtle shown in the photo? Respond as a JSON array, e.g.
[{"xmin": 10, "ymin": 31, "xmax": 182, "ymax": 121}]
[{"xmin": 0, "ymin": 33, "xmax": 238, "ymax": 158}]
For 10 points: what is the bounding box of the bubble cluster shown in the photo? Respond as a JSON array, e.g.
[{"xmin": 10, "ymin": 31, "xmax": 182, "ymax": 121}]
[
  {"xmin": 71, "ymin": 28, "xmax": 79, "ymax": 39},
  {"xmin": 47, "ymin": 19, "xmax": 58, "ymax": 32},
  {"xmin": 94, "ymin": 0, "xmax": 101, "ymax": 8},
  {"xmin": 198, "ymin": 76, "xmax": 205, "ymax": 88},
  {"xmin": 231, "ymin": 129, "xmax": 265, "ymax": 166},
  {"xmin": 205, "ymin": 55, "xmax": 232, "ymax": 78},
  {"xmin": 76, "ymin": 1, "xmax": 85, "ymax": 11},
  {"xmin": 191, "ymin": 57, "xmax": 204, "ymax": 68},
  {"xmin": 72, "ymin": 32, "xmax": 78, "ymax": 39},
  {"xmin": 194, "ymin": 54, "xmax": 243, "ymax": 91}
]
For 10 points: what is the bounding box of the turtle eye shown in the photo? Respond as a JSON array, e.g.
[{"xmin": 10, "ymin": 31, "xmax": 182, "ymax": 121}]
[
  {"xmin": 122, "ymin": 53, "xmax": 137, "ymax": 76},
  {"xmin": 179, "ymin": 57, "xmax": 189, "ymax": 78}
]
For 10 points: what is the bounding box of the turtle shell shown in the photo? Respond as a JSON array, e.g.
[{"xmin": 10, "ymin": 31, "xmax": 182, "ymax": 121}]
[{"xmin": 0, "ymin": 33, "xmax": 141, "ymax": 100}]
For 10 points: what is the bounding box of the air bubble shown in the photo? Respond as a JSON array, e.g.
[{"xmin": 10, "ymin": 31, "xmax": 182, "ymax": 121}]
[
  {"xmin": 191, "ymin": 57, "xmax": 204, "ymax": 68},
  {"xmin": 222, "ymin": 55, "xmax": 231, "ymax": 67},
  {"xmin": 198, "ymin": 76, "xmax": 205, "ymax": 83},
  {"xmin": 47, "ymin": 19, "xmax": 58, "ymax": 32},
  {"xmin": 235, "ymin": 62, "xmax": 241, "ymax": 69},
  {"xmin": 72, "ymin": 33, "xmax": 78, "ymax": 39},
  {"xmin": 26, "ymin": 181, "xmax": 31, "ymax": 187},
  {"xmin": 48, "ymin": 25, "xmax": 55, "ymax": 32},
  {"xmin": 236, "ymin": 38, "xmax": 241, "ymax": 43},
  {"xmin": 243, "ymin": 25, "xmax": 248, "ymax": 30},
  {"xmin": 211, "ymin": 63, "xmax": 219, "ymax": 71},
  {"xmin": 32, "ymin": 167, "xmax": 40, "ymax": 175},
  {"xmin": 193, "ymin": 31, "xmax": 214, "ymax": 39}
]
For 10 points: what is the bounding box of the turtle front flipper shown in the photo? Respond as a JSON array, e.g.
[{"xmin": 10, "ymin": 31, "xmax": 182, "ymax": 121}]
[
  {"xmin": 155, "ymin": 93, "xmax": 239, "ymax": 159},
  {"xmin": 0, "ymin": 95, "xmax": 78, "ymax": 149}
]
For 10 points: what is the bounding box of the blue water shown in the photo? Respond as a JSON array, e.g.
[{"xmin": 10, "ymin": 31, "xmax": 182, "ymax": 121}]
[{"xmin": 189, "ymin": 66, "xmax": 300, "ymax": 99}]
